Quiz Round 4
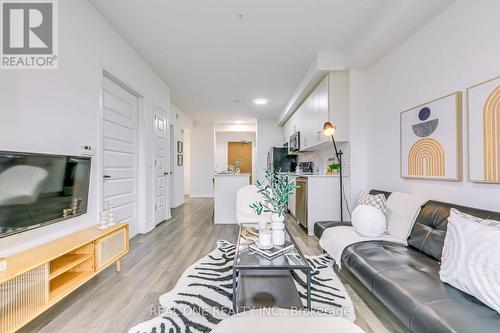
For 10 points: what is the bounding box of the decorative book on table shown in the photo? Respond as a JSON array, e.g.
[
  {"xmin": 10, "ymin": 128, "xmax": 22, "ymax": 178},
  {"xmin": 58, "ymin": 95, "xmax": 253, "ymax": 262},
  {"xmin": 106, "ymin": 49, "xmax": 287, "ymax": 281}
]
[{"xmin": 249, "ymin": 240, "xmax": 294, "ymax": 259}]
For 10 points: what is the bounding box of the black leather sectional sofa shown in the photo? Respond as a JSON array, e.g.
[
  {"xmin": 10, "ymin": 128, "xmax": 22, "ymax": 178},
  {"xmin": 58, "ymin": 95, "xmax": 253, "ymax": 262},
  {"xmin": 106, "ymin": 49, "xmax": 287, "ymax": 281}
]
[{"xmin": 314, "ymin": 190, "xmax": 500, "ymax": 333}]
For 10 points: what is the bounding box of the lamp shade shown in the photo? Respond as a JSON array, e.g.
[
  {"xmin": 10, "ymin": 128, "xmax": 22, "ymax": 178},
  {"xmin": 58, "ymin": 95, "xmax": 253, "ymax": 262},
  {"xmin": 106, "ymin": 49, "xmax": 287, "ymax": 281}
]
[{"xmin": 323, "ymin": 122, "xmax": 336, "ymax": 136}]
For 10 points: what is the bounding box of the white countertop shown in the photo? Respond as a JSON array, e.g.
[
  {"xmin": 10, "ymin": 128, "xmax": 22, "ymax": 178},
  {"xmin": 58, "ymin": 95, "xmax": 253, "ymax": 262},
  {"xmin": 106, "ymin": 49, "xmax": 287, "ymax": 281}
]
[
  {"xmin": 214, "ymin": 173, "xmax": 251, "ymax": 177},
  {"xmin": 279, "ymin": 173, "xmax": 345, "ymax": 178}
]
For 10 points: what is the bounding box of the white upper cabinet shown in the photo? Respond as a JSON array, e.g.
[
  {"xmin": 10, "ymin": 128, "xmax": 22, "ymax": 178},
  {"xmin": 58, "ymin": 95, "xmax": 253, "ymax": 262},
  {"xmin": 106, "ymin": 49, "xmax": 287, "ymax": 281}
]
[
  {"xmin": 300, "ymin": 97, "xmax": 313, "ymax": 150},
  {"xmin": 328, "ymin": 71, "xmax": 350, "ymax": 142},
  {"xmin": 312, "ymin": 76, "xmax": 329, "ymax": 146},
  {"xmin": 283, "ymin": 71, "xmax": 350, "ymax": 150}
]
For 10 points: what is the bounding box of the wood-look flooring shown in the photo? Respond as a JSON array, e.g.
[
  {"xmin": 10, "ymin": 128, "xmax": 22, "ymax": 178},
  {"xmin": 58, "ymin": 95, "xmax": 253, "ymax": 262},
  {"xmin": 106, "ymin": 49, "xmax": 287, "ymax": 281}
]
[{"xmin": 20, "ymin": 197, "xmax": 404, "ymax": 333}]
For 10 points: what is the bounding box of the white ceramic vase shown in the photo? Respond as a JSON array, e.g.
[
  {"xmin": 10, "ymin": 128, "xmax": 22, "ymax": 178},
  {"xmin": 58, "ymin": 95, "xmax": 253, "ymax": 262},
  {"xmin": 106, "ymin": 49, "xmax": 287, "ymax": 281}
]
[
  {"xmin": 258, "ymin": 219, "xmax": 268, "ymax": 230},
  {"xmin": 258, "ymin": 228, "xmax": 272, "ymax": 247},
  {"xmin": 271, "ymin": 214, "xmax": 285, "ymax": 246}
]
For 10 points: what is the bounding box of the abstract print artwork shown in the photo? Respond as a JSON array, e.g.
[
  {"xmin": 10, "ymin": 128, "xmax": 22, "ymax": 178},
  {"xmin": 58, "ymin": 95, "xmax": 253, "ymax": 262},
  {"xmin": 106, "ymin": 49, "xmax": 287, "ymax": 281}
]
[
  {"xmin": 468, "ymin": 76, "xmax": 500, "ymax": 183},
  {"xmin": 401, "ymin": 92, "xmax": 462, "ymax": 180}
]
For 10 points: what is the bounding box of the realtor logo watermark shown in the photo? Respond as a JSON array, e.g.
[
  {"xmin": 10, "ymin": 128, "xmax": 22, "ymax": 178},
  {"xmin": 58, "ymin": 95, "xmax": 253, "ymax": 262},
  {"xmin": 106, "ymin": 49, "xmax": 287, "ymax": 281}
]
[{"xmin": 1, "ymin": 0, "xmax": 58, "ymax": 69}]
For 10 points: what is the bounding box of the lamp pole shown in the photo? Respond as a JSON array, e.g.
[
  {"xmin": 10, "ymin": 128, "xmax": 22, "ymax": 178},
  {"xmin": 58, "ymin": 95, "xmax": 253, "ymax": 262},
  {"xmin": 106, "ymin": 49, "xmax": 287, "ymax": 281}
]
[{"xmin": 323, "ymin": 122, "xmax": 344, "ymax": 222}]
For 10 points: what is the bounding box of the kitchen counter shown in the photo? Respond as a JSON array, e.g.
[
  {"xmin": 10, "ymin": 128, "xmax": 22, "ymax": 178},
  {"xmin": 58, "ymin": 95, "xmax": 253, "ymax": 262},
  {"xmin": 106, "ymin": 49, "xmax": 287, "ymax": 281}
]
[
  {"xmin": 279, "ymin": 172, "xmax": 341, "ymax": 178},
  {"xmin": 213, "ymin": 173, "xmax": 250, "ymax": 224}
]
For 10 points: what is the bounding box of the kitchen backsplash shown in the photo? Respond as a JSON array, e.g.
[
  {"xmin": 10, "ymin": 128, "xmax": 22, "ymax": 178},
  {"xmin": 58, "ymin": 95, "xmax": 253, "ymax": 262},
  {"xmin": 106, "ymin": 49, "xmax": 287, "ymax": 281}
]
[{"xmin": 297, "ymin": 142, "xmax": 351, "ymax": 176}]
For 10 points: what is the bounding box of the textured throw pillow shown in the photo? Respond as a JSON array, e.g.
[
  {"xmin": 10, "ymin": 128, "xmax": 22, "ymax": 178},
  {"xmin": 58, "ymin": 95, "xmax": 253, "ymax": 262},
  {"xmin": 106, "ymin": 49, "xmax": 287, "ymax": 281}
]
[
  {"xmin": 357, "ymin": 191, "xmax": 387, "ymax": 215},
  {"xmin": 440, "ymin": 208, "xmax": 500, "ymax": 314},
  {"xmin": 351, "ymin": 205, "xmax": 387, "ymax": 237}
]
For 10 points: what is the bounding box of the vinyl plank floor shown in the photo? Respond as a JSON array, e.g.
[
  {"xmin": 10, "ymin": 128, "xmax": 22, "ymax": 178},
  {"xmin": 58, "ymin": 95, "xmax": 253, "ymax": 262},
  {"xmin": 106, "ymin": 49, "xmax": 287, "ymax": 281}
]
[{"xmin": 20, "ymin": 197, "xmax": 401, "ymax": 333}]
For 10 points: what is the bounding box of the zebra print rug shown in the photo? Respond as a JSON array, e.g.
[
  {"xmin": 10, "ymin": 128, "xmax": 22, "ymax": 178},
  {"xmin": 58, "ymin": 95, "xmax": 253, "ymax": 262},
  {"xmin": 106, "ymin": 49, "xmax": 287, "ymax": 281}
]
[{"xmin": 128, "ymin": 240, "xmax": 354, "ymax": 333}]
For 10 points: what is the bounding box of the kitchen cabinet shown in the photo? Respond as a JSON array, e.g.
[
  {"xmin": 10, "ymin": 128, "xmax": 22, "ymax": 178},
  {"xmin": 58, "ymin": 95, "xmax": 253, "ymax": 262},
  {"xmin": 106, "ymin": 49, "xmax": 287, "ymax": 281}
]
[
  {"xmin": 283, "ymin": 111, "xmax": 298, "ymax": 144},
  {"xmin": 328, "ymin": 71, "xmax": 350, "ymax": 142},
  {"xmin": 311, "ymin": 77, "xmax": 329, "ymax": 146},
  {"xmin": 287, "ymin": 175, "xmax": 350, "ymax": 236},
  {"xmin": 295, "ymin": 76, "xmax": 328, "ymax": 151},
  {"xmin": 299, "ymin": 98, "xmax": 313, "ymax": 150},
  {"xmin": 282, "ymin": 71, "xmax": 349, "ymax": 150}
]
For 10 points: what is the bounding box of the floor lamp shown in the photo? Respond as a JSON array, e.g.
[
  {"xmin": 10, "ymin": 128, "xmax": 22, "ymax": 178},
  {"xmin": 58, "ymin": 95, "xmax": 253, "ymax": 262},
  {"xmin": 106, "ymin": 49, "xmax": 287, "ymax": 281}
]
[{"xmin": 323, "ymin": 122, "xmax": 344, "ymax": 222}]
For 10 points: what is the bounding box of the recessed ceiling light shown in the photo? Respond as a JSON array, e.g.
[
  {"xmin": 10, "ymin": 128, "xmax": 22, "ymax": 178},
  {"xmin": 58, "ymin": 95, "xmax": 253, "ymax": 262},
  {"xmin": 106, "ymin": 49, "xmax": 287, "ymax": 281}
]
[
  {"xmin": 253, "ymin": 97, "xmax": 269, "ymax": 105},
  {"xmin": 234, "ymin": 121, "xmax": 244, "ymax": 124}
]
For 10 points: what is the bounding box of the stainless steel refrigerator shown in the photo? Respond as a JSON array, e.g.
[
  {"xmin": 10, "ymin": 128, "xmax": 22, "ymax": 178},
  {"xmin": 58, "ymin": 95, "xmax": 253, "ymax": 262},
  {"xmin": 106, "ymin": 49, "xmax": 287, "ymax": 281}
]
[{"xmin": 267, "ymin": 147, "xmax": 297, "ymax": 172}]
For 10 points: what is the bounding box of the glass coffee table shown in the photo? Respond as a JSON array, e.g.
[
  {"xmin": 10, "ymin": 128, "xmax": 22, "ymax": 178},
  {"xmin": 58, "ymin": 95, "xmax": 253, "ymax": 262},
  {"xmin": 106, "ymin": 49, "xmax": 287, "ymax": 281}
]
[{"xmin": 232, "ymin": 224, "xmax": 312, "ymax": 312}]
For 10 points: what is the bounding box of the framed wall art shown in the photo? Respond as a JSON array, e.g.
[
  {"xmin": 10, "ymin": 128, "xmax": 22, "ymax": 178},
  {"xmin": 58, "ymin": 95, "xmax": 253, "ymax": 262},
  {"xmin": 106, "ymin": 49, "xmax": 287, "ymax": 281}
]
[
  {"xmin": 400, "ymin": 92, "xmax": 462, "ymax": 181},
  {"xmin": 468, "ymin": 76, "xmax": 500, "ymax": 183}
]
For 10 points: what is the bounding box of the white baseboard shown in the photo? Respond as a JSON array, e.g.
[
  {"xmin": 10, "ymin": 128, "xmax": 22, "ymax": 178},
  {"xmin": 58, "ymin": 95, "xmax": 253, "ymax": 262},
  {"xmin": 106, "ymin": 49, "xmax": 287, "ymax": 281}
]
[{"xmin": 189, "ymin": 194, "xmax": 214, "ymax": 198}]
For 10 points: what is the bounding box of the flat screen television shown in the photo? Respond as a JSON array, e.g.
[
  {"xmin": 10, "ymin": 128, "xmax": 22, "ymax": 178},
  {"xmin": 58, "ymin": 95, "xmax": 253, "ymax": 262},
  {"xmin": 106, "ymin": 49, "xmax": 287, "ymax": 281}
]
[{"xmin": 0, "ymin": 151, "xmax": 91, "ymax": 238}]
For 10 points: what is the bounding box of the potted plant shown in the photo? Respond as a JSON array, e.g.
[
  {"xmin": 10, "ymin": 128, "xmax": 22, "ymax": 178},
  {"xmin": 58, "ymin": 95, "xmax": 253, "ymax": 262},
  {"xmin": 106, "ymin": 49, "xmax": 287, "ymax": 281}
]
[{"xmin": 250, "ymin": 169, "xmax": 298, "ymax": 245}]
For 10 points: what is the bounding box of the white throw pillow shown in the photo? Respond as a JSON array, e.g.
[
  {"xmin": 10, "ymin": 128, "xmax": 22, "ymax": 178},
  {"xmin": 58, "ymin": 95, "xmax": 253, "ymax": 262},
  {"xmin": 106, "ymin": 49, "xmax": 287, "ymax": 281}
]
[
  {"xmin": 440, "ymin": 208, "xmax": 500, "ymax": 314},
  {"xmin": 351, "ymin": 205, "xmax": 387, "ymax": 237},
  {"xmin": 385, "ymin": 192, "xmax": 428, "ymax": 242}
]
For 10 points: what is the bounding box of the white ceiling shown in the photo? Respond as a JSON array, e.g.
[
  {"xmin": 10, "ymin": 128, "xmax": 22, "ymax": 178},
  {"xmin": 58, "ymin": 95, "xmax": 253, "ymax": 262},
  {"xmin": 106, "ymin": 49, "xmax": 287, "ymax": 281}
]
[{"xmin": 89, "ymin": 0, "xmax": 453, "ymax": 122}]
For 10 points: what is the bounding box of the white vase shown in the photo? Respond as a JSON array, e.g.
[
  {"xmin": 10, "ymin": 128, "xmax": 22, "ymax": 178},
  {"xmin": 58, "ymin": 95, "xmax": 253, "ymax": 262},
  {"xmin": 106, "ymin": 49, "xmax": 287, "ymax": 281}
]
[
  {"xmin": 271, "ymin": 214, "xmax": 285, "ymax": 246},
  {"xmin": 258, "ymin": 228, "xmax": 272, "ymax": 247},
  {"xmin": 271, "ymin": 213, "xmax": 285, "ymax": 223},
  {"xmin": 258, "ymin": 219, "xmax": 268, "ymax": 230}
]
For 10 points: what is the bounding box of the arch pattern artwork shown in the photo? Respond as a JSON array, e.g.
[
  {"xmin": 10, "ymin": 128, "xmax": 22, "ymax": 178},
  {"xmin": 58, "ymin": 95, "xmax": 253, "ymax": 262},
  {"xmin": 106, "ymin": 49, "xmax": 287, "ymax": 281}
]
[
  {"xmin": 408, "ymin": 138, "xmax": 445, "ymax": 177},
  {"xmin": 483, "ymin": 85, "xmax": 500, "ymax": 182}
]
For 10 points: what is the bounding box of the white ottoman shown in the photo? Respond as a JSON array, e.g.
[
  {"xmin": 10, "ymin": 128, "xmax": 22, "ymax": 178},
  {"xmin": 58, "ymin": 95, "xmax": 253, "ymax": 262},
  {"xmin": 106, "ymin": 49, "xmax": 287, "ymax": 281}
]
[{"xmin": 211, "ymin": 309, "xmax": 365, "ymax": 333}]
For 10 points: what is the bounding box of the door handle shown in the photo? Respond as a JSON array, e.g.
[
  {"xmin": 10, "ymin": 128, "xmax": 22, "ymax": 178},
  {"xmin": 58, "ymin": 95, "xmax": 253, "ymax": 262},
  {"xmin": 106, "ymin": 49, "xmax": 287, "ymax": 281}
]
[
  {"xmin": 103, "ymin": 175, "xmax": 111, "ymax": 179},
  {"xmin": 164, "ymin": 172, "xmax": 169, "ymax": 176}
]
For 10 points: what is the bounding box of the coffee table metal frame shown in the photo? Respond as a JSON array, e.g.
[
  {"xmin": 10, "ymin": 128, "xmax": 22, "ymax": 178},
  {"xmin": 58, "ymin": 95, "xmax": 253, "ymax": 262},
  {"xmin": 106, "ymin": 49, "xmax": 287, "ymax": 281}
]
[{"xmin": 232, "ymin": 224, "xmax": 312, "ymax": 312}]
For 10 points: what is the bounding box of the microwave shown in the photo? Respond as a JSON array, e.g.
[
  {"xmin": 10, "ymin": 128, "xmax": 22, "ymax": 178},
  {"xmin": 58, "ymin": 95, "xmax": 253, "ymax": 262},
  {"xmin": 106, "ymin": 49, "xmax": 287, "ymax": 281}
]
[{"xmin": 289, "ymin": 132, "xmax": 300, "ymax": 152}]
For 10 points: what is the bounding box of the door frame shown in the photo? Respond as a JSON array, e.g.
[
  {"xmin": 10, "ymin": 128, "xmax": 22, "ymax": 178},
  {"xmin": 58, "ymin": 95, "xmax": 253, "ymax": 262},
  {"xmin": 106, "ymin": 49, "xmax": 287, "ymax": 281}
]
[{"xmin": 98, "ymin": 68, "xmax": 146, "ymax": 237}]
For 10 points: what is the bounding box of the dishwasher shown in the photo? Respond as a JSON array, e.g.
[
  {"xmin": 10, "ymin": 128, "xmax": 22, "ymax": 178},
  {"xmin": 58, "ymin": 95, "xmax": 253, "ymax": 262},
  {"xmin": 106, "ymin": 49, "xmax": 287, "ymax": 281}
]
[{"xmin": 295, "ymin": 177, "xmax": 308, "ymax": 230}]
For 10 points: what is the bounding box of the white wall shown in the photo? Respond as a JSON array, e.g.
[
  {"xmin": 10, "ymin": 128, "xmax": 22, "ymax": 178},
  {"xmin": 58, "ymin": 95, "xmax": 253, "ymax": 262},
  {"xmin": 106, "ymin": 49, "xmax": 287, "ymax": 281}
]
[
  {"xmin": 190, "ymin": 122, "xmax": 215, "ymax": 197},
  {"xmin": 255, "ymin": 118, "xmax": 284, "ymax": 182},
  {"xmin": 348, "ymin": 70, "xmax": 369, "ymax": 205},
  {"xmin": 214, "ymin": 132, "xmax": 256, "ymax": 181},
  {"xmin": 0, "ymin": 0, "xmax": 174, "ymax": 255},
  {"xmin": 170, "ymin": 104, "xmax": 193, "ymax": 207},
  {"xmin": 357, "ymin": 0, "xmax": 500, "ymax": 211}
]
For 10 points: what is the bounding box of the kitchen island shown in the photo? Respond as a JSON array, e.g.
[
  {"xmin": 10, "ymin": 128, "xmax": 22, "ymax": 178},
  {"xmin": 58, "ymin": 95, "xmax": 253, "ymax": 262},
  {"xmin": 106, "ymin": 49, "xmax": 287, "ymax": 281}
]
[{"xmin": 213, "ymin": 173, "xmax": 251, "ymax": 224}]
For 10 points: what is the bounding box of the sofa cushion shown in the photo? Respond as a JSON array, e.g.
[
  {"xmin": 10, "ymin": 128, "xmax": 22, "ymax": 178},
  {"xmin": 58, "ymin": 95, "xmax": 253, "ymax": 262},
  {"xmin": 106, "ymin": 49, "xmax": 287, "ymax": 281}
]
[
  {"xmin": 342, "ymin": 241, "xmax": 500, "ymax": 333},
  {"xmin": 410, "ymin": 297, "xmax": 500, "ymax": 333},
  {"xmin": 408, "ymin": 200, "xmax": 500, "ymax": 261},
  {"xmin": 342, "ymin": 241, "xmax": 439, "ymax": 296}
]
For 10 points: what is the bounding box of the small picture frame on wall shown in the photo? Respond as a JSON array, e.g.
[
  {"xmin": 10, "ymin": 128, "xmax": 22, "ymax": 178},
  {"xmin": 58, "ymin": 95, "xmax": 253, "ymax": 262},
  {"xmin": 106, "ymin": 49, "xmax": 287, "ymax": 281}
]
[
  {"xmin": 177, "ymin": 141, "xmax": 183, "ymax": 154},
  {"xmin": 400, "ymin": 92, "xmax": 462, "ymax": 181},
  {"xmin": 177, "ymin": 154, "xmax": 183, "ymax": 166}
]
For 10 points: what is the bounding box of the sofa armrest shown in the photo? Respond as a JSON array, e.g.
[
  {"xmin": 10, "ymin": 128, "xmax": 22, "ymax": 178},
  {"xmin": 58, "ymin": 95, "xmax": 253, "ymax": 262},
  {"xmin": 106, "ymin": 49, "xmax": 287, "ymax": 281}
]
[{"xmin": 314, "ymin": 221, "xmax": 353, "ymax": 239}]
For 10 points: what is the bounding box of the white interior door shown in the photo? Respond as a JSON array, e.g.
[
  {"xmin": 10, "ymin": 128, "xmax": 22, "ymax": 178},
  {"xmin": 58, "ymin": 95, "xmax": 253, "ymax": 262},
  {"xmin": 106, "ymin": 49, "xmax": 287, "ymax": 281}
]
[
  {"xmin": 102, "ymin": 76, "xmax": 139, "ymax": 236},
  {"xmin": 169, "ymin": 124, "xmax": 175, "ymax": 207},
  {"xmin": 154, "ymin": 106, "xmax": 170, "ymax": 224}
]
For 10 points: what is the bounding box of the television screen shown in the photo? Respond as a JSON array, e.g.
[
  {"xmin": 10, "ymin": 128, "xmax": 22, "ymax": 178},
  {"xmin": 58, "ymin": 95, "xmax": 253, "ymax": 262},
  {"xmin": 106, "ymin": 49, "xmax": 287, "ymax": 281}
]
[{"xmin": 0, "ymin": 151, "xmax": 91, "ymax": 238}]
